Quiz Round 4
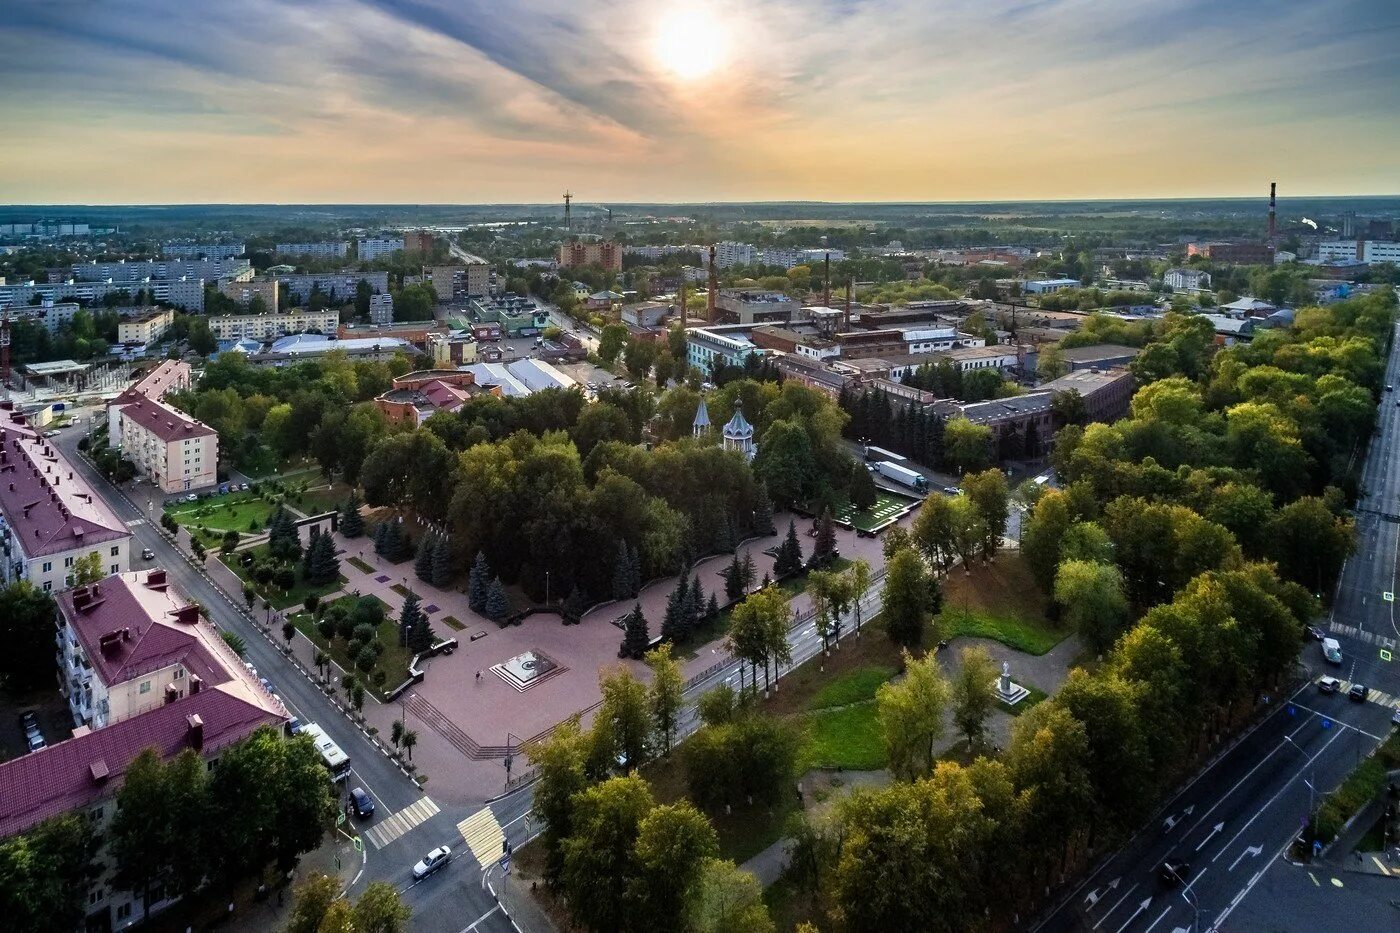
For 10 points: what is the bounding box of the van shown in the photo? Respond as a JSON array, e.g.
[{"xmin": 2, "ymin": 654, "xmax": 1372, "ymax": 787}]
[{"xmin": 1321, "ymin": 637, "xmax": 1342, "ymax": 664}]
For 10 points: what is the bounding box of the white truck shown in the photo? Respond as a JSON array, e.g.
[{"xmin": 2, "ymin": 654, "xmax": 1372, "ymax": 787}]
[{"xmin": 870, "ymin": 460, "xmax": 929, "ymax": 493}]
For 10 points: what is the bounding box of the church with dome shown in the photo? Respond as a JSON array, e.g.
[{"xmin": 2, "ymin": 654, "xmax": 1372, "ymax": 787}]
[{"xmin": 694, "ymin": 398, "xmax": 756, "ymax": 460}]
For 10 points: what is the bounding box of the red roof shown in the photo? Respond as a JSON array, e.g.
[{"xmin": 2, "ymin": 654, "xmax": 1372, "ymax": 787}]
[
  {"xmin": 129, "ymin": 360, "xmax": 191, "ymax": 400},
  {"xmin": 110, "ymin": 391, "xmax": 216, "ymax": 444},
  {"xmin": 0, "ymin": 686, "xmax": 284, "ymax": 838},
  {"xmin": 0, "ymin": 417, "xmax": 129, "ymax": 558}
]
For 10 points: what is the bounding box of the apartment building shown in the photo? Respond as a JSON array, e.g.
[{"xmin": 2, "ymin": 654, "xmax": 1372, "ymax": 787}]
[
  {"xmin": 11, "ymin": 298, "xmax": 80, "ymax": 333},
  {"xmin": 275, "ymin": 241, "xmax": 350, "ymax": 260},
  {"xmin": 1362, "ymin": 241, "xmax": 1400, "ymax": 264},
  {"xmin": 368, "ymin": 292, "xmax": 394, "ymax": 324},
  {"xmin": 686, "ymin": 324, "xmax": 768, "ymax": 372},
  {"xmin": 208, "ymin": 308, "xmax": 339, "ymax": 340},
  {"xmin": 558, "ymin": 240, "xmax": 623, "ymax": 271},
  {"xmin": 0, "ymin": 405, "xmax": 131, "ymax": 593},
  {"xmin": 69, "ymin": 258, "xmax": 250, "ymax": 283},
  {"xmin": 1163, "ymin": 268, "xmax": 1212, "ymax": 292},
  {"xmin": 218, "ymin": 277, "xmax": 280, "ymax": 312},
  {"xmin": 160, "ymin": 242, "xmax": 245, "ymax": 260},
  {"xmin": 116, "ymin": 307, "xmax": 174, "ymax": 346},
  {"xmin": 276, "ymin": 271, "xmax": 388, "ymax": 304},
  {"xmin": 357, "ymin": 236, "xmax": 405, "ymax": 260},
  {"xmin": 0, "ymin": 278, "xmax": 206, "ymax": 312},
  {"xmin": 107, "ymin": 361, "xmax": 217, "ymax": 494},
  {"xmin": 1316, "ymin": 240, "xmax": 1361, "ymax": 263},
  {"xmin": 403, "ymin": 230, "xmax": 436, "ymax": 254},
  {"xmin": 3, "ymin": 568, "xmax": 285, "ymax": 931},
  {"xmin": 714, "ymin": 241, "xmax": 758, "ymax": 267},
  {"xmin": 426, "ymin": 331, "xmax": 479, "ymax": 367}
]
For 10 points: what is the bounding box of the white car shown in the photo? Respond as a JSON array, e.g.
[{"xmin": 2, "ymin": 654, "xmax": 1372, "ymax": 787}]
[{"xmin": 412, "ymin": 845, "xmax": 452, "ymax": 880}]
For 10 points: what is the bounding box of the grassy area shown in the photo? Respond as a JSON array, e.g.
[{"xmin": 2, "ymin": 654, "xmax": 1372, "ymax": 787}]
[
  {"xmin": 347, "ymin": 556, "xmax": 373, "ymax": 574},
  {"xmin": 390, "ymin": 583, "xmax": 410, "ymax": 597},
  {"xmin": 1314, "ymin": 731, "xmax": 1400, "ymax": 842},
  {"xmin": 290, "ymin": 593, "xmax": 411, "ymax": 700},
  {"xmin": 799, "ymin": 703, "xmax": 885, "ymax": 771},
  {"xmin": 820, "ymin": 491, "xmax": 918, "ymax": 532},
  {"xmin": 809, "ymin": 664, "xmax": 897, "ymax": 709},
  {"xmin": 165, "ymin": 492, "xmax": 277, "ymax": 538},
  {"xmin": 220, "ymin": 543, "xmax": 346, "ymax": 610},
  {"xmin": 999, "ymin": 683, "xmax": 1048, "ymax": 716},
  {"xmin": 442, "ymin": 616, "xmax": 466, "ymax": 631},
  {"xmin": 937, "ymin": 552, "xmax": 1066, "ymax": 655},
  {"xmin": 295, "ymin": 481, "xmax": 354, "ymax": 517}
]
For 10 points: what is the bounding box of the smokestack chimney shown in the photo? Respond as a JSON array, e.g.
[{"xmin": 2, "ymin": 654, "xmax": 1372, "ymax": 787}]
[
  {"xmin": 844, "ymin": 278, "xmax": 853, "ymax": 329},
  {"xmin": 822, "ymin": 253, "xmax": 831, "ymax": 308},
  {"xmin": 706, "ymin": 246, "xmax": 718, "ymax": 324},
  {"xmin": 1268, "ymin": 182, "xmax": 1277, "ymax": 245},
  {"xmin": 678, "ymin": 281, "xmax": 686, "ymax": 325}
]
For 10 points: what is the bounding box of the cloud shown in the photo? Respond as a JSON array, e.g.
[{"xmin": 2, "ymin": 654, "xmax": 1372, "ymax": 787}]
[{"xmin": 0, "ymin": 0, "xmax": 1397, "ymax": 201}]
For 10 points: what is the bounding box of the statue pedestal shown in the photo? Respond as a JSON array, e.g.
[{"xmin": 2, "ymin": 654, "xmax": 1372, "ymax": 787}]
[{"xmin": 995, "ymin": 663, "xmax": 1029, "ymax": 706}]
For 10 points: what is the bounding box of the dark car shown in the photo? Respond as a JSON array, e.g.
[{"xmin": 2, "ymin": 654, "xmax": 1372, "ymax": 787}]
[
  {"xmin": 1306, "ymin": 625, "xmax": 1325, "ymax": 641},
  {"xmin": 1159, "ymin": 858, "xmax": 1190, "ymax": 887},
  {"xmin": 349, "ymin": 786, "xmax": 375, "ymax": 819},
  {"xmin": 1349, "ymin": 683, "xmax": 1368, "ymax": 702}
]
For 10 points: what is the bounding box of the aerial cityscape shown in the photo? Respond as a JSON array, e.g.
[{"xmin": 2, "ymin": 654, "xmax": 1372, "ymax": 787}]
[{"xmin": 2, "ymin": 2, "xmax": 1400, "ymax": 933}]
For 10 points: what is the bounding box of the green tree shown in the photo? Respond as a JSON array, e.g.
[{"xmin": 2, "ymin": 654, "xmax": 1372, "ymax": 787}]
[
  {"xmin": 849, "ymin": 460, "xmax": 879, "ymax": 511},
  {"xmin": 73, "ymin": 551, "xmax": 104, "ymax": 585},
  {"xmin": 352, "ymin": 881, "xmax": 412, "ymax": 933},
  {"xmin": 561, "ymin": 775, "xmax": 654, "ymax": 933},
  {"xmin": 528, "ymin": 715, "xmax": 592, "ymax": 885},
  {"xmin": 0, "ymin": 815, "xmax": 97, "ymax": 933},
  {"xmin": 942, "ymin": 416, "xmax": 992, "ymax": 474},
  {"xmin": 961, "ymin": 468, "xmax": 1009, "ymax": 560},
  {"xmin": 883, "ymin": 548, "xmax": 932, "ymax": 650},
  {"xmin": 285, "ymin": 872, "xmax": 340, "ymax": 933},
  {"xmin": 845, "ymin": 558, "xmax": 873, "ymax": 635},
  {"xmin": 485, "ymin": 576, "xmax": 509, "ymax": 620},
  {"xmin": 1021, "ymin": 490, "xmax": 1074, "ymax": 589},
  {"xmin": 686, "ymin": 858, "xmax": 774, "ymax": 933},
  {"xmin": 646, "ymin": 644, "xmax": 685, "ymax": 754},
  {"xmin": 753, "ymin": 420, "xmax": 816, "ymax": 509},
  {"xmin": 598, "ymin": 323, "xmax": 629, "ymax": 365},
  {"xmin": 1266, "ymin": 496, "xmax": 1354, "ymax": 595},
  {"xmin": 1054, "ymin": 559, "xmax": 1130, "ymax": 654},
  {"xmin": 772, "ymin": 519, "xmax": 804, "ymax": 577},
  {"xmin": 109, "ymin": 748, "xmax": 169, "ymax": 917},
  {"xmin": 621, "ymin": 603, "xmax": 650, "ymax": 660},
  {"xmin": 876, "ymin": 649, "xmax": 950, "ymax": 780},
  {"xmin": 951, "ymin": 644, "xmax": 998, "ymax": 749},
  {"xmin": 595, "ymin": 667, "xmax": 654, "ymax": 773},
  {"xmin": 0, "ymin": 581, "xmax": 58, "ymax": 689},
  {"xmin": 339, "ymin": 493, "xmax": 365, "ymax": 538},
  {"xmin": 468, "ymin": 551, "xmax": 491, "ymax": 612},
  {"xmin": 631, "ymin": 802, "xmax": 719, "ymax": 922}
]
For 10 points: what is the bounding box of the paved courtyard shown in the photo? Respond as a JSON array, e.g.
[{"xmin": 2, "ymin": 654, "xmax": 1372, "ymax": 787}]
[{"xmin": 264, "ymin": 512, "xmax": 892, "ymax": 805}]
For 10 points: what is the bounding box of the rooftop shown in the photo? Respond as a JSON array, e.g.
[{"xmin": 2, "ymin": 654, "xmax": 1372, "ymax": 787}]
[
  {"xmin": 129, "ymin": 360, "xmax": 191, "ymax": 400},
  {"xmin": 269, "ymin": 334, "xmax": 414, "ymax": 356},
  {"xmin": 0, "ymin": 411, "xmax": 129, "ymax": 557},
  {"xmin": 952, "ymin": 392, "xmax": 1055, "ymax": 424},
  {"xmin": 1057, "ymin": 343, "xmax": 1142, "ymax": 363},
  {"xmin": 111, "ymin": 391, "xmax": 216, "ymax": 443},
  {"xmin": 1040, "ymin": 368, "xmax": 1132, "ymax": 394}
]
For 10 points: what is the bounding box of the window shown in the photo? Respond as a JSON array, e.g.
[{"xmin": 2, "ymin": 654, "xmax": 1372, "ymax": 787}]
[
  {"xmin": 139, "ymin": 681, "xmax": 151, "ymax": 695},
  {"xmin": 174, "ymin": 666, "xmax": 185, "ymax": 680},
  {"xmin": 110, "ymin": 564, "xmax": 119, "ymax": 574},
  {"xmin": 42, "ymin": 582, "xmax": 51, "ymax": 592},
  {"xmin": 88, "ymin": 889, "xmax": 102, "ymax": 907},
  {"xmin": 110, "ymin": 546, "xmax": 119, "ymax": 557},
  {"xmin": 64, "ymin": 556, "xmax": 74, "ymax": 568},
  {"xmin": 42, "ymin": 561, "xmax": 52, "ymax": 573},
  {"xmin": 116, "ymin": 903, "xmax": 131, "ymax": 921}
]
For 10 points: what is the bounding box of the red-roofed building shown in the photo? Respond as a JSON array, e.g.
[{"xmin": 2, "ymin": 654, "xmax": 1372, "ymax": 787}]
[
  {"xmin": 0, "ymin": 405, "xmax": 131, "ymax": 593},
  {"xmin": 107, "ymin": 361, "xmax": 217, "ymax": 493},
  {"xmin": 374, "ymin": 369, "xmax": 499, "ymax": 426}
]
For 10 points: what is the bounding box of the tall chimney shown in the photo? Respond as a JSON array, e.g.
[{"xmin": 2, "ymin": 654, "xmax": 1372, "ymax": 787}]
[
  {"xmin": 706, "ymin": 246, "xmax": 718, "ymax": 324},
  {"xmin": 678, "ymin": 281, "xmax": 686, "ymax": 325},
  {"xmin": 844, "ymin": 278, "xmax": 853, "ymax": 329},
  {"xmin": 1267, "ymin": 182, "xmax": 1277, "ymax": 245},
  {"xmin": 822, "ymin": 253, "xmax": 831, "ymax": 307}
]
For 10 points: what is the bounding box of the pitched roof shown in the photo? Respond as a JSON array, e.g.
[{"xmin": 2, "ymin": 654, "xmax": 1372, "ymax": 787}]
[
  {"xmin": 723, "ymin": 405, "xmax": 753, "ymax": 438},
  {"xmin": 693, "ymin": 399, "xmax": 710, "ymax": 428},
  {"xmin": 128, "ymin": 360, "xmax": 191, "ymax": 400},
  {"xmin": 110, "ymin": 391, "xmax": 216, "ymax": 443},
  {"xmin": 0, "ymin": 413, "xmax": 129, "ymax": 557},
  {"xmin": 0, "ymin": 684, "xmax": 284, "ymax": 838}
]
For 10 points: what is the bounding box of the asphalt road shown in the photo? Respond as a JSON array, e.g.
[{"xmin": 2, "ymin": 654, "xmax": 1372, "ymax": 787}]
[
  {"xmin": 55, "ymin": 412, "xmax": 515, "ymax": 932},
  {"xmin": 1035, "ymin": 323, "xmax": 1400, "ymax": 933}
]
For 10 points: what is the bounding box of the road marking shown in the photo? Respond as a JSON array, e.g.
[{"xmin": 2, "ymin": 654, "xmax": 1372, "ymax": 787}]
[
  {"xmin": 1093, "ymin": 882, "xmax": 1139, "ymax": 929},
  {"xmin": 1141, "ymin": 905, "xmax": 1173, "ymax": 933},
  {"xmin": 1309, "ymin": 872, "xmax": 1319, "ymax": 886},
  {"xmin": 1288, "ymin": 700, "xmax": 1386, "ymax": 741},
  {"xmin": 1228, "ymin": 844, "xmax": 1262, "ymax": 871},
  {"xmin": 457, "ymin": 905, "xmax": 502, "ymax": 933},
  {"xmin": 1212, "ymin": 727, "xmax": 1343, "ymax": 863},
  {"xmin": 1371, "ymin": 856, "xmax": 1391, "ymax": 876},
  {"xmin": 125, "ymin": 518, "xmax": 146, "ymax": 527},
  {"xmin": 363, "ymin": 796, "xmax": 440, "ymax": 849},
  {"xmin": 1084, "ymin": 876, "xmax": 1119, "ymax": 908},
  {"xmin": 1113, "ymin": 898, "xmax": 1152, "ymax": 933},
  {"xmin": 1195, "ymin": 822, "xmax": 1224, "ymax": 852},
  {"xmin": 1330, "ymin": 877, "xmax": 1343, "ymax": 888},
  {"xmin": 457, "ymin": 807, "xmax": 506, "ymax": 867}
]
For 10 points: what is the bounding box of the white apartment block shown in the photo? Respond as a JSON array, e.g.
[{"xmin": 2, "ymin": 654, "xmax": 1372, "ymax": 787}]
[
  {"xmin": 357, "ymin": 237, "xmax": 405, "ymax": 261},
  {"xmin": 714, "ymin": 241, "xmax": 759, "ymax": 268},
  {"xmin": 208, "ymin": 308, "xmax": 340, "ymax": 340},
  {"xmin": 70, "ymin": 258, "xmax": 249, "ymax": 283},
  {"xmin": 0, "ymin": 406, "xmax": 131, "ymax": 594},
  {"xmin": 0, "ymin": 278, "xmax": 206, "ymax": 312},
  {"xmin": 1163, "ymin": 268, "xmax": 1212, "ymax": 292},
  {"xmin": 1362, "ymin": 241, "xmax": 1400, "ymax": 264},
  {"xmin": 14, "ymin": 299, "xmax": 81, "ymax": 334},
  {"xmin": 277, "ymin": 271, "xmax": 389, "ymax": 303},
  {"xmin": 116, "ymin": 308, "xmax": 174, "ymax": 346},
  {"xmin": 160, "ymin": 243, "xmax": 245, "ymax": 260},
  {"xmin": 106, "ymin": 361, "xmax": 218, "ymax": 494},
  {"xmin": 276, "ymin": 241, "xmax": 350, "ymax": 260}
]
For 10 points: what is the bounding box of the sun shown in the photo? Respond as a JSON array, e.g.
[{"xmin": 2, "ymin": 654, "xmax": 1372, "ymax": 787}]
[{"xmin": 653, "ymin": 9, "xmax": 727, "ymax": 81}]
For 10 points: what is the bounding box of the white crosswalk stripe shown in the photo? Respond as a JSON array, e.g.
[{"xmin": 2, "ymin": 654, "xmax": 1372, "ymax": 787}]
[
  {"xmin": 363, "ymin": 796, "xmax": 440, "ymax": 849},
  {"xmin": 125, "ymin": 518, "xmax": 146, "ymax": 527},
  {"xmin": 457, "ymin": 807, "xmax": 506, "ymax": 867},
  {"xmin": 1318, "ymin": 678, "xmax": 1398, "ymax": 710},
  {"xmin": 1326, "ymin": 621, "xmax": 1398, "ymax": 650}
]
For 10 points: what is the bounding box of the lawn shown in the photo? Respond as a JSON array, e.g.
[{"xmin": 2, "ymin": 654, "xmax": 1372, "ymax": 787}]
[
  {"xmin": 999, "ymin": 683, "xmax": 1048, "ymax": 716},
  {"xmin": 293, "ymin": 480, "xmax": 354, "ymax": 517},
  {"xmin": 290, "ymin": 593, "xmax": 412, "ymax": 700},
  {"xmin": 799, "ymin": 703, "xmax": 885, "ymax": 771},
  {"xmin": 165, "ymin": 492, "xmax": 278, "ymax": 539},
  {"xmin": 442, "ymin": 616, "xmax": 466, "ymax": 631},
  {"xmin": 936, "ymin": 552, "xmax": 1067, "ymax": 655},
  {"xmin": 220, "ymin": 543, "xmax": 346, "ymax": 610}
]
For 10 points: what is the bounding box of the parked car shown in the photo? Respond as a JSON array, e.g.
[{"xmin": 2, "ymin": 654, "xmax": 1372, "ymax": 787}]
[
  {"xmin": 1318, "ymin": 676, "xmax": 1341, "ymax": 694},
  {"xmin": 412, "ymin": 845, "xmax": 452, "ymax": 880},
  {"xmin": 350, "ymin": 787, "xmax": 375, "ymax": 819},
  {"xmin": 26, "ymin": 731, "xmax": 46, "ymax": 753},
  {"xmin": 184, "ymin": 493, "xmax": 198, "ymax": 502},
  {"xmin": 1349, "ymin": 683, "xmax": 1369, "ymax": 702},
  {"xmin": 19, "ymin": 711, "xmax": 38, "ymax": 732},
  {"xmin": 1306, "ymin": 625, "xmax": 1325, "ymax": 641},
  {"xmin": 43, "ymin": 430, "xmax": 60, "ymax": 438},
  {"xmin": 141, "ymin": 548, "xmax": 155, "ymax": 560}
]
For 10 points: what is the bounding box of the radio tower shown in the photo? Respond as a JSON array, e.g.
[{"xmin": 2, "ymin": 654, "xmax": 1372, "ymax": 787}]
[{"xmin": 562, "ymin": 191, "xmax": 573, "ymax": 229}]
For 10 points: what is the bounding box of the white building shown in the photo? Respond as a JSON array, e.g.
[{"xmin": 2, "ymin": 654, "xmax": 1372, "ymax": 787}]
[
  {"xmin": 0, "ymin": 278, "xmax": 206, "ymax": 312},
  {"xmin": 1362, "ymin": 241, "xmax": 1400, "ymax": 264},
  {"xmin": 107, "ymin": 361, "xmax": 218, "ymax": 494},
  {"xmin": 207, "ymin": 308, "xmax": 340, "ymax": 340},
  {"xmin": 687, "ymin": 324, "xmax": 768, "ymax": 373},
  {"xmin": 70, "ymin": 258, "xmax": 249, "ymax": 283},
  {"xmin": 357, "ymin": 237, "xmax": 405, "ymax": 261},
  {"xmin": 277, "ymin": 272, "xmax": 389, "ymax": 303},
  {"xmin": 275, "ymin": 241, "xmax": 350, "ymax": 260},
  {"xmin": 1316, "ymin": 240, "xmax": 1361, "ymax": 262},
  {"xmin": 0, "ymin": 405, "xmax": 131, "ymax": 593},
  {"xmin": 1023, "ymin": 278, "xmax": 1081, "ymax": 294},
  {"xmin": 1163, "ymin": 268, "xmax": 1212, "ymax": 292},
  {"xmin": 160, "ymin": 243, "xmax": 245, "ymax": 260},
  {"xmin": 715, "ymin": 241, "xmax": 759, "ymax": 268}
]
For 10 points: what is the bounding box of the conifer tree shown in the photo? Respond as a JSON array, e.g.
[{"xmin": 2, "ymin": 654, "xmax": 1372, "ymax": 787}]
[
  {"xmin": 627, "ymin": 543, "xmax": 643, "ymax": 596},
  {"xmin": 486, "ymin": 577, "xmax": 510, "ymax": 621},
  {"xmin": 431, "ymin": 534, "xmax": 454, "ymax": 588},
  {"xmin": 724, "ymin": 554, "xmax": 745, "ymax": 601},
  {"xmin": 613, "ymin": 541, "xmax": 633, "ymax": 601},
  {"xmin": 753, "ymin": 484, "xmax": 776, "ymax": 535},
  {"xmin": 468, "ymin": 552, "xmax": 491, "ymax": 612},
  {"xmin": 339, "ymin": 494, "xmax": 365, "ymax": 538},
  {"xmin": 814, "ymin": 507, "xmax": 837, "ymax": 559},
  {"xmin": 399, "ymin": 589, "xmax": 425, "ymax": 648},
  {"xmin": 621, "ymin": 604, "xmax": 650, "ymax": 659},
  {"xmin": 414, "ymin": 532, "xmax": 435, "ymax": 583},
  {"xmin": 686, "ymin": 575, "xmax": 704, "ymax": 633},
  {"xmin": 774, "ymin": 519, "xmax": 803, "ymax": 577}
]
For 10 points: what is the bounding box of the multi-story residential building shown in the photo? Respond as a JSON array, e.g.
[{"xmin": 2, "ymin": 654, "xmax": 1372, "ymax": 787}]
[
  {"xmin": 69, "ymin": 258, "xmax": 250, "ymax": 283},
  {"xmin": 275, "ymin": 241, "xmax": 350, "ymax": 260},
  {"xmin": 218, "ymin": 278, "xmax": 280, "ymax": 312},
  {"xmin": 426, "ymin": 331, "xmax": 479, "ymax": 367},
  {"xmin": 12, "ymin": 298, "xmax": 81, "ymax": 333},
  {"xmin": 0, "ymin": 277, "xmax": 207, "ymax": 312},
  {"xmin": 207, "ymin": 308, "xmax": 339, "ymax": 341},
  {"xmin": 403, "ymin": 230, "xmax": 436, "ymax": 254},
  {"xmin": 1163, "ymin": 268, "xmax": 1212, "ymax": 292},
  {"xmin": 0, "ymin": 405, "xmax": 131, "ymax": 593},
  {"xmin": 3, "ymin": 568, "xmax": 285, "ymax": 931},
  {"xmin": 107, "ymin": 361, "xmax": 218, "ymax": 494},
  {"xmin": 714, "ymin": 241, "xmax": 758, "ymax": 268},
  {"xmin": 357, "ymin": 237, "xmax": 405, "ymax": 260},
  {"xmin": 116, "ymin": 307, "xmax": 174, "ymax": 347},
  {"xmin": 558, "ymin": 240, "xmax": 623, "ymax": 271},
  {"xmin": 368, "ymin": 292, "xmax": 394, "ymax": 325},
  {"xmin": 160, "ymin": 242, "xmax": 245, "ymax": 260},
  {"xmin": 276, "ymin": 271, "xmax": 388, "ymax": 304},
  {"xmin": 686, "ymin": 324, "xmax": 769, "ymax": 373}
]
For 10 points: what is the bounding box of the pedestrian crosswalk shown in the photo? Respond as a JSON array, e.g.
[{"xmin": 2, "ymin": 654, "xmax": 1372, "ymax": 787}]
[
  {"xmin": 363, "ymin": 796, "xmax": 440, "ymax": 849},
  {"xmin": 1316, "ymin": 675, "xmax": 1400, "ymax": 711},
  {"xmin": 457, "ymin": 807, "xmax": 505, "ymax": 867},
  {"xmin": 1327, "ymin": 621, "xmax": 1398, "ymax": 652},
  {"xmin": 125, "ymin": 518, "xmax": 146, "ymax": 527}
]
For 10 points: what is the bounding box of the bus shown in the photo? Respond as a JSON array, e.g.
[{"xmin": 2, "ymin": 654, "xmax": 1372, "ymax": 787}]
[{"xmin": 299, "ymin": 722, "xmax": 351, "ymax": 782}]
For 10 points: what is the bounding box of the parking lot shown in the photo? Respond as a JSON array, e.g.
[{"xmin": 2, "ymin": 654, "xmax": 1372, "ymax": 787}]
[{"xmin": 0, "ymin": 687, "xmax": 72, "ymax": 760}]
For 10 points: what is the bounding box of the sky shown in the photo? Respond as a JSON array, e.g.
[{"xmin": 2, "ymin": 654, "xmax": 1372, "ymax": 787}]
[{"xmin": 2, "ymin": 0, "xmax": 1399, "ymax": 204}]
